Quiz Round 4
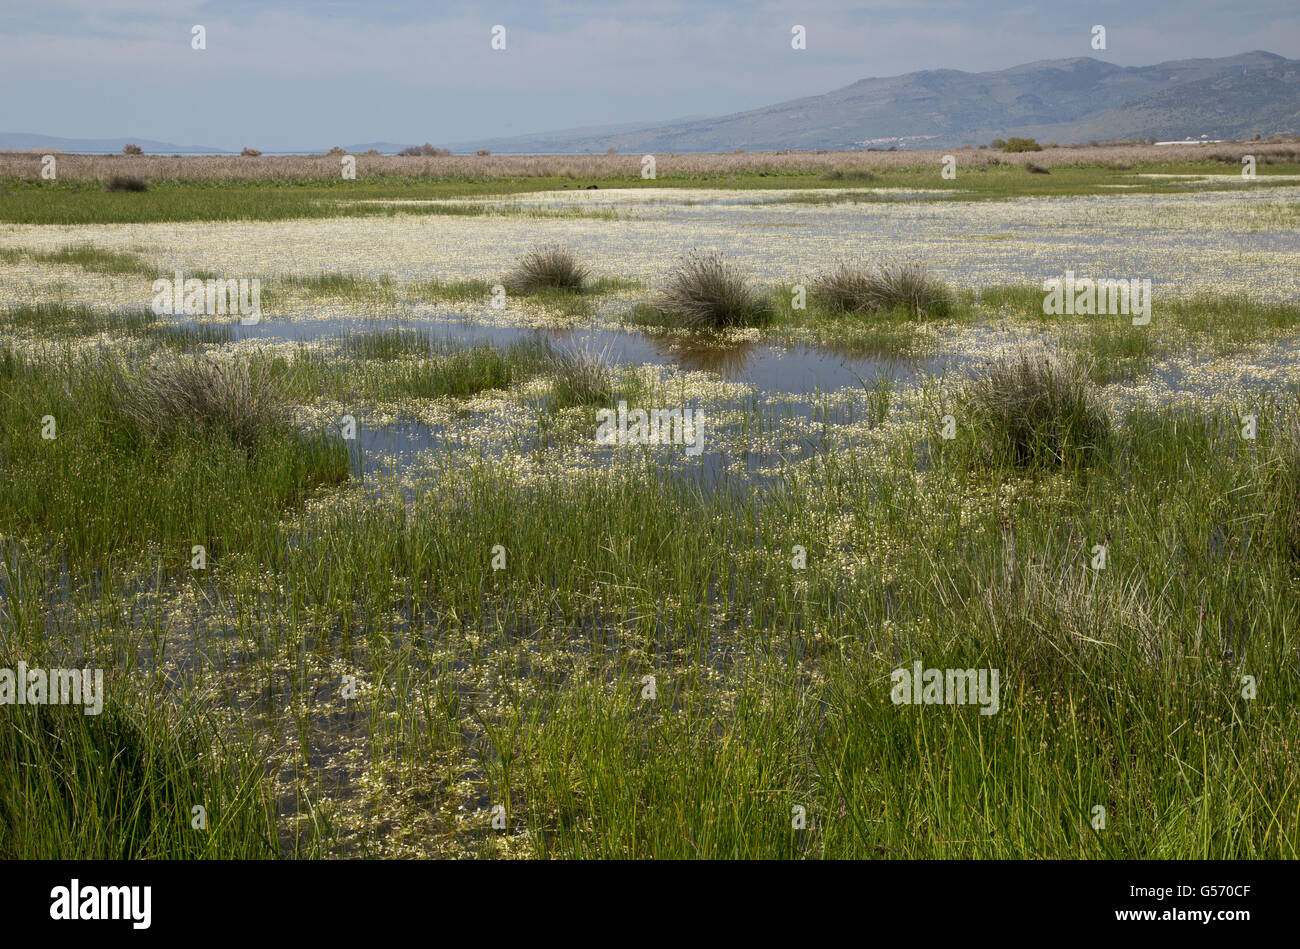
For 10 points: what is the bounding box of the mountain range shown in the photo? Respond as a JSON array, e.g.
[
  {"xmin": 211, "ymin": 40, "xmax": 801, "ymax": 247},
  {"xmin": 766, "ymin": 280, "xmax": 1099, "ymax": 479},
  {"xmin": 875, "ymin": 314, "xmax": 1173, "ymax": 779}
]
[
  {"xmin": 4, "ymin": 50, "xmax": 1297, "ymax": 155},
  {"xmin": 446, "ymin": 51, "xmax": 1300, "ymax": 153}
]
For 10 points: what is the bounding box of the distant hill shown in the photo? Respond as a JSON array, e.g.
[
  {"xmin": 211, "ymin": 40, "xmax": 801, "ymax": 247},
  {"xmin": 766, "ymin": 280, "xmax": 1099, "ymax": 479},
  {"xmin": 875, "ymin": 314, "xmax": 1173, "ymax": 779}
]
[
  {"xmin": 446, "ymin": 50, "xmax": 1300, "ymax": 153},
  {"xmin": 0, "ymin": 135, "xmax": 421, "ymax": 155},
  {"xmin": 0, "ymin": 132, "xmax": 230, "ymax": 154}
]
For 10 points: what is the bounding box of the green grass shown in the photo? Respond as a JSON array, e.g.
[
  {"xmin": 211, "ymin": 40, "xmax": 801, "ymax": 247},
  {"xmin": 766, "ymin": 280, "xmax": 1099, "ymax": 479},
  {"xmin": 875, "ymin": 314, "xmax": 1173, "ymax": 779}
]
[
  {"xmin": 1, "ymin": 302, "xmax": 155, "ymax": 337},
  {"xmin": 27, "ymin": 244, "xmax": 157, "ymax": 276},
  {"xmin": 6, "ymin": 160, "xmax": 1299, "ymax": 225},
  {"xmin": 281, "ymin": 272, "xmax": 393, "ymax": 298},
  {"xmin": 0, "ymin": 347, "xmax": 349, "ymax": 562},
  {"xmin": 1055, "ymin": 313, "xmax": 1165, "ymax": 384},
  {"xmin": 174, "ymin": 395, "xmax": 1296, "ymax": 857},
  {"xmin": 306, "ymin": 335, "xmax": 557, "ymax": 400},
  {"xmin": 0, "ymin": 691, "xmax": 280, "ymax": 858}
]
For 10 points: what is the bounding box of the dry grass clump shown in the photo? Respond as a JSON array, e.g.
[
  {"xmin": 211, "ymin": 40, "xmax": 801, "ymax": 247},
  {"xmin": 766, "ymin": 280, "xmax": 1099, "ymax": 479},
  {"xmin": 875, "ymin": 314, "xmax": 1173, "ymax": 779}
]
[
  {"xmin": 503, "ymin": 244, "xmax": 590, "ymax": 293},
  {"xmin": 655, "ymin": 251, "xmax": 769, "ymax": 330},
  {"xmin": 962, "ymin": 350, "xmax": 1111, "ymax": 469},
  {"xmin": 112, "ymin": 358, "xmax": 287, "ymax": 451},
  {"xmin": 979, "ymin": 553, "xmax": 1167, "ymax": 682},
  {"xmin": 812, "ymin": 261, "xmax": 951, "ymax": 318}
]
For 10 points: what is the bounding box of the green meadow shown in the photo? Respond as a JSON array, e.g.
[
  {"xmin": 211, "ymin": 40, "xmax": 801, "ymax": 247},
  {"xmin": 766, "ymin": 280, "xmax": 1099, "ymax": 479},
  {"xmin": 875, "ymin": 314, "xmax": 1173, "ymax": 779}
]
[{"xmin": 4, "ymin": 156, "xmax": 1300, "ymax": 224}]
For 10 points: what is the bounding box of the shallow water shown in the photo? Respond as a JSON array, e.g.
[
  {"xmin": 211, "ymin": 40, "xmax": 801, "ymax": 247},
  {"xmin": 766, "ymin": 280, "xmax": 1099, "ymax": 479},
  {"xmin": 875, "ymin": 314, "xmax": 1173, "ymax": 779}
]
[{"xmin": 181, "ymin": 311, "xmax": 936, "ymax": 396}]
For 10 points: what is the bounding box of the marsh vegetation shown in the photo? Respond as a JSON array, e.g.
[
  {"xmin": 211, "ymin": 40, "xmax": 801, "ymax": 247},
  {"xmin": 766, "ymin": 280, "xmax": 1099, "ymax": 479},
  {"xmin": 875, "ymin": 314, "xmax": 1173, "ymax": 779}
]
[{"xmin": 1, "ymin": 160, "xmax": 1299, "ymax": 858}]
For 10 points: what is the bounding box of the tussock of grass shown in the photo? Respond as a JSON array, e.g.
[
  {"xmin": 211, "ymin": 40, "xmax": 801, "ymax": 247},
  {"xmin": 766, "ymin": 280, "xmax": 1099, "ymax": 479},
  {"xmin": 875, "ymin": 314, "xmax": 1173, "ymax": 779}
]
[
  {"xmin": 503, "ymin": 244, "xmax": 589, "ymax": 293},
  {"xmin": 962, "ymin": 349, "xmax": 1111, "ymax": 468},
  {"xmin": 550, "ymin": 348, "xmax": 619, "ymax": 409},
  {"xmin": 820, "ymin": 168, "xmax": 876, "ymax": 182},
  {"xmin": 812, "ymin": 261, "xmax": 951, "ymax": 319},
  {"xmin": 654, "ymin": 251, "xmax": 770, "ymax": 331},
  {"xmin": 112, "ymin": 357, "xmax": 288, "ymax": 451}
]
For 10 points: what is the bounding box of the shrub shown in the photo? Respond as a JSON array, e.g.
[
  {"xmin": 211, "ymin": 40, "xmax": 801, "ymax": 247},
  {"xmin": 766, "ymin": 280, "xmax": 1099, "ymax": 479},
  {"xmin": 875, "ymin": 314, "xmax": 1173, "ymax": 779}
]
[
  {"xmin": 655, "ymin": 251, "xmax": 769, "ymax": 330},
  {"xmin": 121, "ymin": 144, "xmax": 143, "ymax": 155},
  {"xmin": 989, "ymin": 139, "xmax": 1007, "ymax": 150},
  {"xmin": 104, "ymin": 175, "xmax": 147, "ymax": 192},
  {"xmin": 476, "ymin": 149, "xmax": 491, "ymax": 157},
  {"xmin": 962, "ymin": 350, "xmax": 1111, "ymax": 469},
  {"xmin": 812, "ymin": 261, "xmax": 951, "ymax": 318},
  {"xmin": 398, "ymin": 143, "xmax": 450, "ymax": 157},
  {"xmin": 240, "ymin": 147, "xmax": 262, "ymax": 157},
  {"xmin": 503, "ymin": 244, "xmax": 589, "ymax": 293},
  {"xmin": 327, "ymin": 146, "xmax": 346, "ymax": 155},
  {"xmin": 1002, "ymin": 137, "xmax": 1043, "ymax": 153}
]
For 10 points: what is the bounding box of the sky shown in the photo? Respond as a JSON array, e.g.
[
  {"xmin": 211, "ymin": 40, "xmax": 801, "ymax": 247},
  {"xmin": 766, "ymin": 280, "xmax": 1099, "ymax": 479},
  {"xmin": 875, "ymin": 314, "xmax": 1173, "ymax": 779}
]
[{"xmin": 2, "ymin": 0, "xmax": 1298, "ymax": 150}]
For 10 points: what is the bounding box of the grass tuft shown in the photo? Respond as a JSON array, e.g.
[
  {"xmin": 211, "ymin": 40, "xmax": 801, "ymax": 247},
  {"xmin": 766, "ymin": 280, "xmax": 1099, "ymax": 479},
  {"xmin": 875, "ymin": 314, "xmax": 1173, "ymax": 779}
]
[
  {"xmin": 550, "ymin": 348, "xmax": 619, "ymax": 409},
  {"xmin": 812, "ymin": 261, "xmax": 951, "ymax": 318},
  {"xmin": 654, "ymin": 251, "xmax": 770, "ymax": 330},
  {"xmin": 962, "ymin": 349, "xmax": 1111, "ymax": 469},
  {"xmin": 112, "ymin": 357, "xmax": 288, "ymax": 451},
  {"xmin": 503, "ymin": 244, "xmax": 590, "ymax": 294}
]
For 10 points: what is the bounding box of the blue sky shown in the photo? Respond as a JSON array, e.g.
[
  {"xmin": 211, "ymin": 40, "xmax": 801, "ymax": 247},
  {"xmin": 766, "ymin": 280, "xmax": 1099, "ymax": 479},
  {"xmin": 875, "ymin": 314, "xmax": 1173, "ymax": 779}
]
[{"xmin": 3, "ymin": 0, "xmax": 1297, "ymax": 149}]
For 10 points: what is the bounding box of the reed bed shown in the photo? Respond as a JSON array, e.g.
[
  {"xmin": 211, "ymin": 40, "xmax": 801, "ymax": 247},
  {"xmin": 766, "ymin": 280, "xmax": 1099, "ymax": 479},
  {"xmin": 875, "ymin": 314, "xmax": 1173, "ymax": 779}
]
[{"xmin": 3, "ymin": 142, "xmax": 1297, "ymax": 181}]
